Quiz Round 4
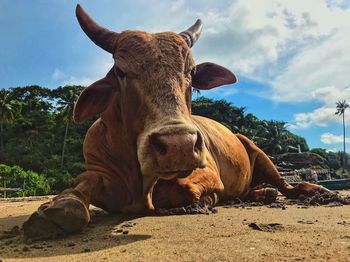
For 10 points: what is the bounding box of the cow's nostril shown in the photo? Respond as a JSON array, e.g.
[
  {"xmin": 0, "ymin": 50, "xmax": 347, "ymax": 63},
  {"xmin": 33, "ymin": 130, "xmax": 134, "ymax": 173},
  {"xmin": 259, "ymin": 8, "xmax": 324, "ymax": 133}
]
[
  {"xmin": 150, "ymin": 134, "xmax": 167, "ymax": 155},
  {"xmin": 194, "ymin": 132, "xmax": 203, "ymax": 153}
]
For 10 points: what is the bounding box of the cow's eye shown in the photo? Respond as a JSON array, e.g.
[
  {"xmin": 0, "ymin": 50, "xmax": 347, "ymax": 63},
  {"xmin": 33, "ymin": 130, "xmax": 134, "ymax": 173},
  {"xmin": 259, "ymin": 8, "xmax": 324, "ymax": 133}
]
[
  {"xmin": 186, "ymin": 68, "xmax": 195, "ymax": 78},
  {"xmin": 114, "ymin": 66, "xmax": 126, "ymax": 79},
  {"xmin": 190, "ymin": 67, "xmax": 196, "ymax": 77}
]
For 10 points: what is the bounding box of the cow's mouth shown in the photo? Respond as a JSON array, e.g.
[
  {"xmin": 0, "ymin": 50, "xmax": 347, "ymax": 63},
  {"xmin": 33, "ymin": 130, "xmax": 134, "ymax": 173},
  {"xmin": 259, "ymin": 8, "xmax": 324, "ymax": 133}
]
[{"xmin": 158, "ymin": 170, "xmax": 193, "ymax": 179}]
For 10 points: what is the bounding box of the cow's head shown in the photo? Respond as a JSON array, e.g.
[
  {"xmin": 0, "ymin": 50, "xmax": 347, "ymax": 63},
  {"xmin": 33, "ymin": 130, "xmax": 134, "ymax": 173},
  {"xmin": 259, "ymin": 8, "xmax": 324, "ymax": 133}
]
[{"xmin": 73, "ymin": 5, "xmax": 236, "ymax": 202}]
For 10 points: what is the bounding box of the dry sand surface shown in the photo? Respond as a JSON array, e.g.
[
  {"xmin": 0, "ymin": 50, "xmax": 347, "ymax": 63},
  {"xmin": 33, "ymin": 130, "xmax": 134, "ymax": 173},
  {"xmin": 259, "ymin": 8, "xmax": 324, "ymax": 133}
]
[{"xmin": 0, "ymin": 191, "xmax": 349, "ymax": 262}]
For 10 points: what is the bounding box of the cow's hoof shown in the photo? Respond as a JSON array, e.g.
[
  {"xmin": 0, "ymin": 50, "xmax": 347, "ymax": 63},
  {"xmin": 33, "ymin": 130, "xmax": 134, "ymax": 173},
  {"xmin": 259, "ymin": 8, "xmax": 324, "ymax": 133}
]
[
  {"xmin": 288, "ymin": 181, "xmax": 332, "ymax": 199},
  {"xmin": 246, "ymin": 187, "xmax": 278, "ymax": 204},
  {"xmin": 263, "ymin": 188, "xmax": 278, "ymax": 204},
  {"xmin": 23, "ymin": 197, "xmax": 90, "ymax": 241}
]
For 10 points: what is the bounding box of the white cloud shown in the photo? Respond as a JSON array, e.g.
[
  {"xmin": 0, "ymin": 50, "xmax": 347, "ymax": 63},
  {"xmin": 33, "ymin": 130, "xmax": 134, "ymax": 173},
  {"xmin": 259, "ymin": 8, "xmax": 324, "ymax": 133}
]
[
  {"xmin": 64, "ymin": 0, "xmax": 350, "ymax": 116},
  {"xmin": 194, "ymin": 0, "xmax": 349, "ymax": 83},
  {"xmin": 216, "ymin": 1, "xmax": 350, "ymax": 130},
  {"xmin": 321, "ymin": 132, "xmax": 350, "ymax": 144},
  {"xmin": 52, "ymin": 68, "xmax": 66, "ymax": 81},
  {"xmin": 51, "ymin": 55, "xmax": 113, "ymax": 87},
  {"xmin": 292, "ymin": 107, "xmax": 336, "ymax": 129},
  {"xmin": 271, "ymin": 28, "xmax": 350, "ymax": 102},
  {"xmin": 292, "ymin": 86, "xmax": 350, "ymax": 128},
  {"xmin": 326, "ymin": 148, "xmax": 339, "ymax": 152},
  {"xmin": 137, "ymin": 0, "xmax": 350, "ymax": 105},
  {"xmin": 51, "ymin": 69, "xmax": 97, "ymax": 87},
  {"xmin": 61, "ymin": 76, "xmax": 96, "ymax": 87}
]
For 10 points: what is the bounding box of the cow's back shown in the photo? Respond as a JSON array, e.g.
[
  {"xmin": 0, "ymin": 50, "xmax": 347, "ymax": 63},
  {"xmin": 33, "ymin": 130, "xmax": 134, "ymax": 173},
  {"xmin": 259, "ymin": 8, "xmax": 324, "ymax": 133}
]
[{"xmin": 192, "ymin": 115, "xmax": 253, "ymax": 199}]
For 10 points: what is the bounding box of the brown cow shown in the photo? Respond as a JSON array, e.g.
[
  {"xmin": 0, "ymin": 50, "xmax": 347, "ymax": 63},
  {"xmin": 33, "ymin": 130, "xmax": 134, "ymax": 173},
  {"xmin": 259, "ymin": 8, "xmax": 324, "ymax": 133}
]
[{"xmin": 23, "ymin": 4, "xmax": 329, "ymax": 239}]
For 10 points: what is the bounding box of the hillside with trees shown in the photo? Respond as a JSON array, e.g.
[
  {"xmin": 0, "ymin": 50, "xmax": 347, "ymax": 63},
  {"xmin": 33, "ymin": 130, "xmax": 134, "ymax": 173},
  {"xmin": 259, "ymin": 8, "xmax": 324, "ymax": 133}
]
[{"xmin": 0, "ymin": 86, "xmax": 348, "ymax": 196}]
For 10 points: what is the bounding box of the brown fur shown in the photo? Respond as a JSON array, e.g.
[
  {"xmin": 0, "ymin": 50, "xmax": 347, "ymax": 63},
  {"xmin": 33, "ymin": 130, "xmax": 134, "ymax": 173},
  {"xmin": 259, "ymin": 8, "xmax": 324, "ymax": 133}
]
[{"xmin": 24, "ymin": 22, "xmax": 330, "ymax": 237}]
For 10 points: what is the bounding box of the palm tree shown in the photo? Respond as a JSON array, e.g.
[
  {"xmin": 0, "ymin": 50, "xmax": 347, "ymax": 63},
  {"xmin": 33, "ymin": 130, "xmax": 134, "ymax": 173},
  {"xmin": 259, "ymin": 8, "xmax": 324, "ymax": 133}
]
[
  {"xmin": 335, "ymin": 100, "xmax": 349, "ymax": 172},
  {"xmin": 56, "ymin": 88, "xmax": 80, "ymax": 169},
  {"xmin": 260, "ymin": 121, "xmax": 289, "ymax": 155},
  {"xmin": 0, "ymin": 89, "xmax": 21, "ymax": 161},
  {"xmin": 193, "ymin": 88, "xmax": 201, "ymax": 99},
  {"xmin": 239, "ymin": 119, "xmax": 268, "ymax": 146}
]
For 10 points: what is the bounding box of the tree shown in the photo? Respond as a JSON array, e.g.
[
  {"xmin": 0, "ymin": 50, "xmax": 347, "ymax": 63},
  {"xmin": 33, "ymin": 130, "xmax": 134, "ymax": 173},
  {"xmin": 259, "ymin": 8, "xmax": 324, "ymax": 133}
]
[
  {"xmin": 55, "ymin": 87, "xmax": 81, "ymax": 169},
  {"xmin": 0, "ymin": 89, "xmax": 21, "ymax": 161},
  {"xmin": 192, "ymin": 97, "xmax": 246, "ymax": 131},
  {"xmin": 286, "ymin": 131, "xmax": 309, "ymax": 153},
  {"xmin": 6, "ymin": 86, "xmax": 54, "ymax": 170},
  {"xmin": 192, "ymin": 88, "xmax": 201, "ymax": 99},
  {"xmin": 259, "ymin": 121, "xmax": 290, "ymax": 155},
  {"xmin": 335, "ymin": 100, "xmax": 349, "ymax": 172}
]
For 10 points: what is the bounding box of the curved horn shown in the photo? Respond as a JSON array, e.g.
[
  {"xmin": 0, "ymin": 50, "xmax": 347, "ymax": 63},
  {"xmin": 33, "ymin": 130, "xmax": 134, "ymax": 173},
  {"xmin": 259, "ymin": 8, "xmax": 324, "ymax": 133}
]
[
  {"xmin": 76, "ymin": 4, "xmax": 119, "ymax": 53},
  {"xmin": 179, "ymin": 19, "xmax": 203, "ymax": 48}
]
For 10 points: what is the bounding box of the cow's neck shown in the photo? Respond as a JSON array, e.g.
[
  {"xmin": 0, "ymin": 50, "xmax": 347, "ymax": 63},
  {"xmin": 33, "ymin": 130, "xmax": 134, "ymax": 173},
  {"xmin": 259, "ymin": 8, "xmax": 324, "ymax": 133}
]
[{"xmin": 100, "ymin": 100, "xmax": 143, "ymax": 200}]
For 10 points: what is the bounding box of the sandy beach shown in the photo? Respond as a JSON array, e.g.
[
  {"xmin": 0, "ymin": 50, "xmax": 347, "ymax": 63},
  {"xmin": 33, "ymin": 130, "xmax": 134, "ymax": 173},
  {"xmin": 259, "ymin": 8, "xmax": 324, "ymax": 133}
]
[{"xmin": 0, "ymin": 191, "xmax": 349, "ymax": 262}]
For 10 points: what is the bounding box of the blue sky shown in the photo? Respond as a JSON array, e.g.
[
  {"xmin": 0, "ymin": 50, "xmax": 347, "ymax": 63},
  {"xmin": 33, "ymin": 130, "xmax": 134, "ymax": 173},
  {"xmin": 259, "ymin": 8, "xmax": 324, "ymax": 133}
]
[{"xmin": 1, "ymin": 0, "xmax": 350, "ymax": 151}]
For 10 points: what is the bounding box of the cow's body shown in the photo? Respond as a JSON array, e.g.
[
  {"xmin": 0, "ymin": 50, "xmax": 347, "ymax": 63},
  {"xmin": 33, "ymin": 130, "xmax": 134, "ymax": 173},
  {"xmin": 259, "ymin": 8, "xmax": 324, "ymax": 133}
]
[
  {"xmin": 80, "ymin": 115, "xmax": 253, "ymax": 212},
  {"xmin": 23, "ymin": 4, "xmax": 330, "ymax": 239},
  {"xmin": 69, "ymin": 114, "xmax": 316, "ymax": 214}
]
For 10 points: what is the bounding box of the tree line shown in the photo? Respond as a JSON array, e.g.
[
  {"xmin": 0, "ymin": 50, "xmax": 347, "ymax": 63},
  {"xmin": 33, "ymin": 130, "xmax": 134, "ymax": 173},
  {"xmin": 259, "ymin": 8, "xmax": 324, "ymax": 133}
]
[
  {"xmin": 0, "ymin": 86, "xmax": 92, "ymax": 195},
  {"xmin": 0, "ymin": 86, "xmax": 348, "ymax": 196}
]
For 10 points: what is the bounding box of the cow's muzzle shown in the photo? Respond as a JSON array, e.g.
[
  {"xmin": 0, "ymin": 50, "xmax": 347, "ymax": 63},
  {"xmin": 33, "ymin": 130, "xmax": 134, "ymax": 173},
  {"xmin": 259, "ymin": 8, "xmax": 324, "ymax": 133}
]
[{"xmin": 149, "ymin": 130, "xmax": 206, "ymax": 177}]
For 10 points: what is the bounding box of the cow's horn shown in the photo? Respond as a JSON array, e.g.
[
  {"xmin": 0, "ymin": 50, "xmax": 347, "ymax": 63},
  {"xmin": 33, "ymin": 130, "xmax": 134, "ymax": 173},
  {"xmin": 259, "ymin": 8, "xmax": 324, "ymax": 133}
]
[
  {"xmin": 76, "ymin": 4, "xmax": 119, "ymax": 53},
  {"xmin": 179, "ymin": 19, "xmax": 203, "ymax": 47}
]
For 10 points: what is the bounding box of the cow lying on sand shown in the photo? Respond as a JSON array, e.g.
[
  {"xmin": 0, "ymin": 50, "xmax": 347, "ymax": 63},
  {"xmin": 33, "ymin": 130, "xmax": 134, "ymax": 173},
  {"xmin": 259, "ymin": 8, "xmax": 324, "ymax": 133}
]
[{"xmin": 23, "ymin": 4, "xmax": 329, "ymax": 239}]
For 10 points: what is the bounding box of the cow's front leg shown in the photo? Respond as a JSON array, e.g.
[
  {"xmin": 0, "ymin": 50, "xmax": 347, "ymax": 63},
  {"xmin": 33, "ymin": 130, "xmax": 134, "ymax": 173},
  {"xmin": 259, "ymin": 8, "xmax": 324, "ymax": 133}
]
[
  {"xmin": 23, "ymin": 171, "xmax": 104, "ymax": 240},
  {"xmin": 120, "ymin": 175, "xmax": 157, "ymax": 213}
]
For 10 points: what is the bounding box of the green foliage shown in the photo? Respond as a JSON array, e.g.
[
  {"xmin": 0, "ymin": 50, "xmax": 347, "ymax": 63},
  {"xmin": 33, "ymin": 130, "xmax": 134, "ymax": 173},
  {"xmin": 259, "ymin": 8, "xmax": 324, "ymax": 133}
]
[
  {"xmin": 335, "ymin": 100, "xmax": 349, "ymax": 116},
  {"xmin": 0, "ymin": 164, "xmax": 50, "ymax": 196},
  {"xmin": 192, "ymin": 97, "xmax": 246, "ymax": 132},
  {"xmin": 310, "ymin": 148, "xmax": 328, "ymax": 160},
  {"xmin": 0, "ymin": 89, "xmax": 22, "ymax": 161},
  {"xmin": 1, "ymin": 85, "xmax": 91, "ymax": 194},
  {"xmin": 335, "ymin": 99, "xmax": 349, "ymax": 171},
  {"xmin": 287, "ymin": 132, "xmax": 309, "ymax": 152},
  {"xmin": 42, "ymin": 168, "xmax": 74, "ymax": 193},
  {"xmin": 310, "ymin": 148, "xmax": 350, "ymax": 173}
]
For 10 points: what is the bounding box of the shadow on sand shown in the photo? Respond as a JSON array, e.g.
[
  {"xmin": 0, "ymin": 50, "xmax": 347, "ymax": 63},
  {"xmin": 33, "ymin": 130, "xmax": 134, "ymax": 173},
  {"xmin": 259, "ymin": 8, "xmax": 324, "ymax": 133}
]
[{"xmin": 0, "ymin": 210, "xmax": 151, "ymax": 259}]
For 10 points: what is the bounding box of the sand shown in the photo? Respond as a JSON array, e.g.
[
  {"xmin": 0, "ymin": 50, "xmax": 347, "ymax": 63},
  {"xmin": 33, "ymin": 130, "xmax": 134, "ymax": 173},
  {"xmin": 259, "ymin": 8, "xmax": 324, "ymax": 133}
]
[{"xmin": 0, "ymin": 191, "xmax": 349, "ymax": 262}]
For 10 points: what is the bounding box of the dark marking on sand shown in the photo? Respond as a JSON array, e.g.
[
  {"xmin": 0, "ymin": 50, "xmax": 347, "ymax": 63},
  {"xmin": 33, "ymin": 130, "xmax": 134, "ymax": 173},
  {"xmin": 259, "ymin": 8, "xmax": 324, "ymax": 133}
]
[
  {"xmin": 155, "ymin": 203, "xmax": 218, "ymax": 216},
  {"xmin": 248, "ymin": 222, "xmax": 284, "ymax": 232}
]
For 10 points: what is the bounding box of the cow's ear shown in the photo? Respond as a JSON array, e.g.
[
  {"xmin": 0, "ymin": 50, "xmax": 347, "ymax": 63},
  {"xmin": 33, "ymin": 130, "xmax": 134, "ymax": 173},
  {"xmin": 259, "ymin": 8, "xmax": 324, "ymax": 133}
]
[
  {"xmin": 73, "ymin": 75, "xmax": 116, "ymax": 123},
  {"xmin": 192, "ymin": 62, "xmax": 237, "ymax": 90}
]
